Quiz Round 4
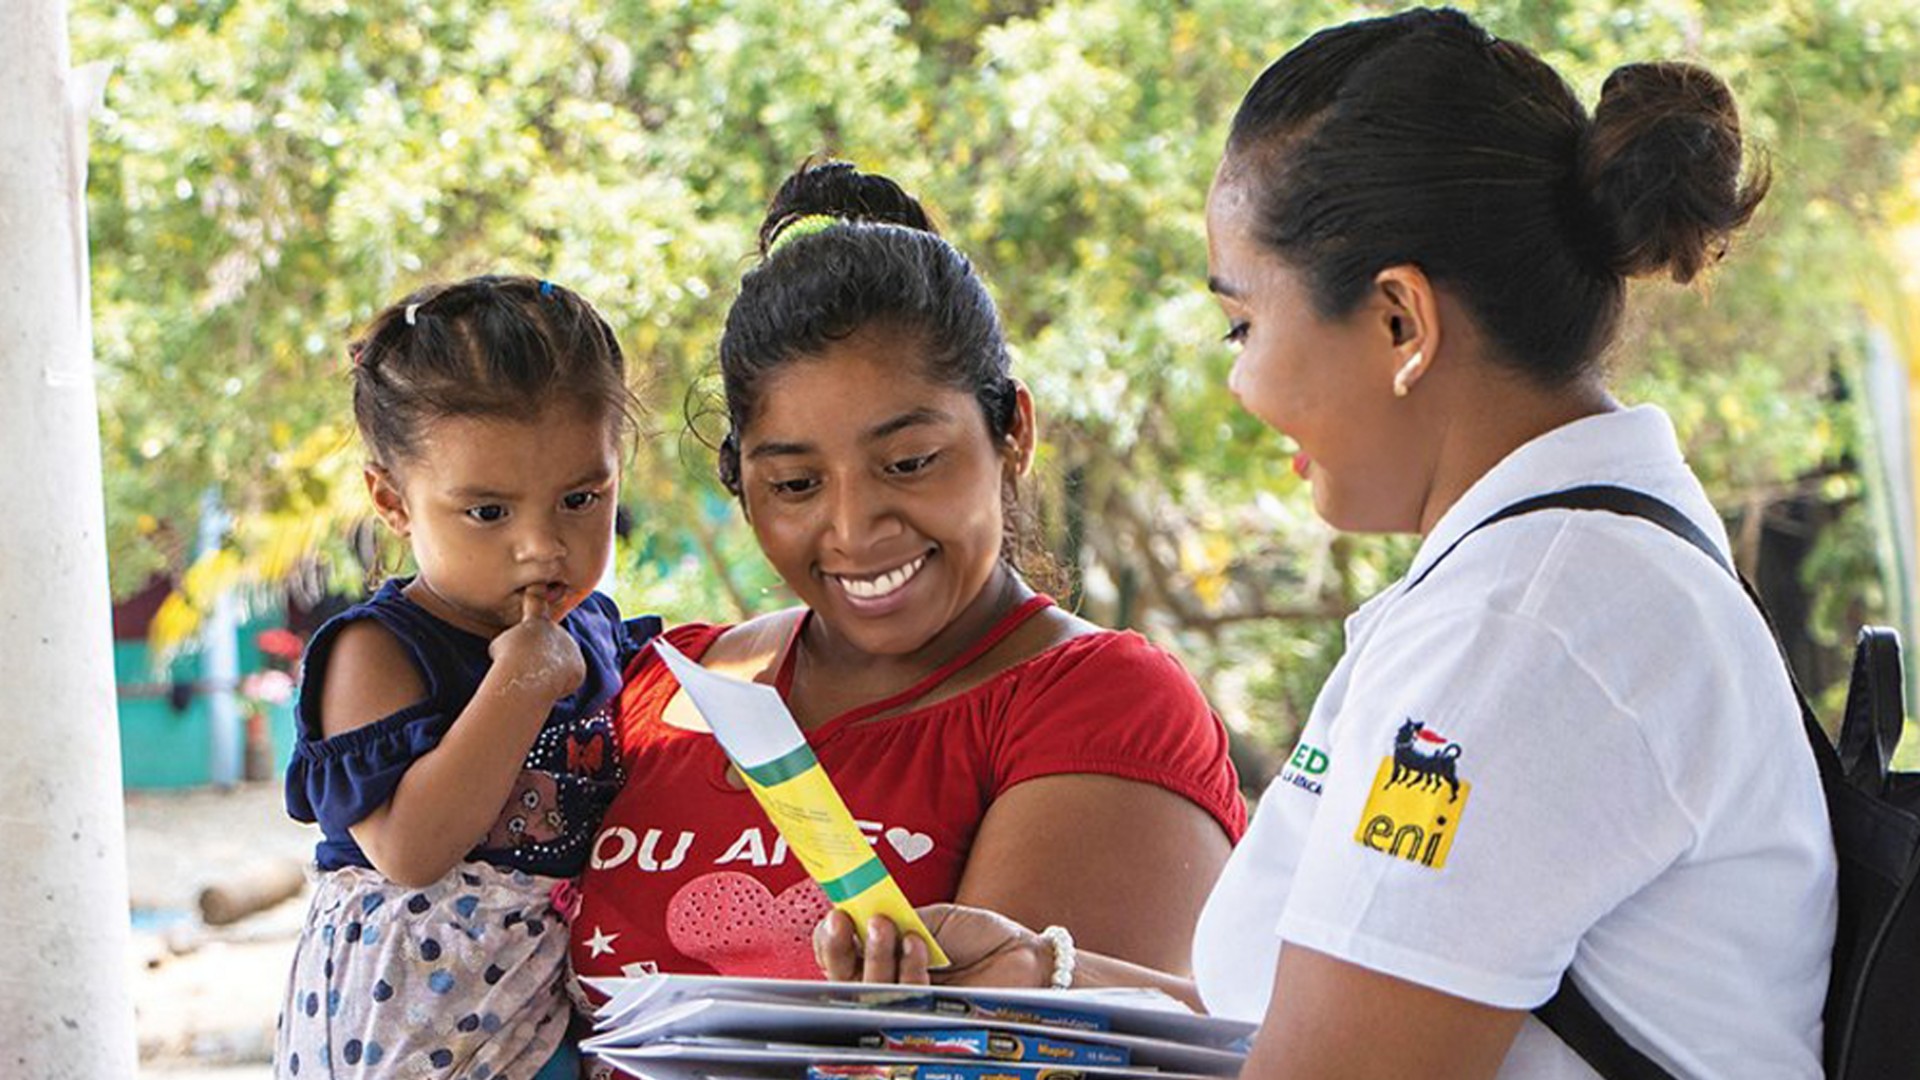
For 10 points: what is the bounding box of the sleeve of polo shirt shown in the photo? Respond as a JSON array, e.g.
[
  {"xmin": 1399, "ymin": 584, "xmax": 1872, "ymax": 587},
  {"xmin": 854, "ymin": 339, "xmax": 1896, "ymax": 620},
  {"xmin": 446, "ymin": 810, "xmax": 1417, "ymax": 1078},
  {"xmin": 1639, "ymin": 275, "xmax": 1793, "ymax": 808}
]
[{"xmin": 1274, "ymin": 603, "xmax": 1694, "ymax": 1010}]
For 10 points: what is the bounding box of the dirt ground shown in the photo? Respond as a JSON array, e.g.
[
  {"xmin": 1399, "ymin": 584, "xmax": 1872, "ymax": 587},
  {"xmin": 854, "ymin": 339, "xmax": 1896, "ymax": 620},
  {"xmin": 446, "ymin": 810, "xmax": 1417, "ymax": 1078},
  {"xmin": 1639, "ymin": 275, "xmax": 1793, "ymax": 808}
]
[{"xmin": 127, "ymin": 782, "xmax": 317, "ymax": 1077}]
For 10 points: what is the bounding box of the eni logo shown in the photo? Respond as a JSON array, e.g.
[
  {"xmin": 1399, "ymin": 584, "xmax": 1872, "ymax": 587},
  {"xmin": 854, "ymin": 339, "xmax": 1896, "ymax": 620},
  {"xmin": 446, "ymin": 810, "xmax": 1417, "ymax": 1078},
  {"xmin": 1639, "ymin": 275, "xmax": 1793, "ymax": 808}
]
[{"xmin": 1353, "ymin": 720, "xmax": 1470, "ymax": 869}]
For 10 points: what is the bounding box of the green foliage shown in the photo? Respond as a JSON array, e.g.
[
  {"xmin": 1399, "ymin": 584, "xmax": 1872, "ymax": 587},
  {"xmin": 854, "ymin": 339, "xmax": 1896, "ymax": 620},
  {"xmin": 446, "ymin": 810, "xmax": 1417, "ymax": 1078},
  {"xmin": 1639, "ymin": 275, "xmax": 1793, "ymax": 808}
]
[{"xmin": 73, "ymin": 0, "xmax": 1920, "ymax": 769}]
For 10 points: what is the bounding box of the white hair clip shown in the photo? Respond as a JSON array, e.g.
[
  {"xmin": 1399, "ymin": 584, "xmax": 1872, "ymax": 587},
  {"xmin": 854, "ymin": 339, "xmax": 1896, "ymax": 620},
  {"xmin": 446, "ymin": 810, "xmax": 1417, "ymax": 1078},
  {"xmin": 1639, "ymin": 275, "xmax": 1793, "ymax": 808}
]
[{"xmin": 404, "ymin": 303, "xmax": 421, "ymax": 327}]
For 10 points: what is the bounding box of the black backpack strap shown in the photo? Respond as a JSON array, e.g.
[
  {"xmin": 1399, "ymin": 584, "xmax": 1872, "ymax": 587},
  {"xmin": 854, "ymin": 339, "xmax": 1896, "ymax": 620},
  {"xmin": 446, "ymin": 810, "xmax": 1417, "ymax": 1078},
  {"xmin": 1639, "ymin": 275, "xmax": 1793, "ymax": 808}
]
[
  {"xmin": 1837, "ymin": 627, "xmax": 1904, "ymax": 792},
  {"xmin": 1410, "ymin": 485, "xmax": 1730, "ymax": 590},
  {"xmin": 1417, "ymin": 483, "xmax": 1840, "ymax": 1080},
  {"xmin": 1534, "ymin": 971, "xmax": 1675, "ymax": 1080}
]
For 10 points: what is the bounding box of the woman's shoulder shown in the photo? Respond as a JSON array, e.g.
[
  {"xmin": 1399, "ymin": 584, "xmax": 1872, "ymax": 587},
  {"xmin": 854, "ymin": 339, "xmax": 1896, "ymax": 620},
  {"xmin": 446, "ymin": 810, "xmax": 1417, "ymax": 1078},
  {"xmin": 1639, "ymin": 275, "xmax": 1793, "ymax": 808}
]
[
  {"xmin": 1023, "ymin": 608, "xmax": 1191, "ymax": 668},
  {"xmin": 706, "ymin": 608, "xmax": 806, "ymax": 668},
  {"xmin": 963, "ymin": 610, "xmax": 1246, "ymax": 837},
  {"xmin": 619, "ymin": 610, "xmax": 805, "ymax": 693},
  {"xmin": 1019, "ymin": 603, "xmax": 1105, "ymax": 647},
  {"xmin": 1405, "ymin": 501, "xmax": 1754, "ymax": 660},
  {"xmin": 989, "ymin": 611, "xmax": 1208, "ymax": 707}
]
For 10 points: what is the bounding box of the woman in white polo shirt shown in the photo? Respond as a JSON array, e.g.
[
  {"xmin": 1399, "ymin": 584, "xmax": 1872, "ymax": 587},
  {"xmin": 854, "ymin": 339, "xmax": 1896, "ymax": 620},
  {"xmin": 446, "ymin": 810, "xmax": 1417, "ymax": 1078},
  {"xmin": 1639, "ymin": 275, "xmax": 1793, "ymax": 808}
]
[{"xmin": 817, "ymin": 8, "xmax": 1837, "ymax": 1078}]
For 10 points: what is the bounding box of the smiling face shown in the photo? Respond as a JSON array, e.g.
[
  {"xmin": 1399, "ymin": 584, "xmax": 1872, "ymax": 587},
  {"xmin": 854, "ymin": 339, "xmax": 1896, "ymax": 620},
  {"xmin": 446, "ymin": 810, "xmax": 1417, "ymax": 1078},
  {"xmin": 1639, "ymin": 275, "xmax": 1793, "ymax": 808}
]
[
  {"xmin": 1206, "ymin": 167, "xmax": 1425, "ymax": 533},
  {"xmin": 737, "ymin": 324, "xmax": 1031, "ymax": 659},
  {"xmin": 369, "ymin": 401, "xmax": 621, "ymax": 637}
]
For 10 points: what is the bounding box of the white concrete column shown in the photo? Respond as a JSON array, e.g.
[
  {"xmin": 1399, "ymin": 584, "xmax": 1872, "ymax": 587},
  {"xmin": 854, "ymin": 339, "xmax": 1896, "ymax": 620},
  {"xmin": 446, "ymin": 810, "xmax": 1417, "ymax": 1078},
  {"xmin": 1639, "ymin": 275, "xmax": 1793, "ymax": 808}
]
[{"xmin": 0, "ymin": 1, "xmax": 138, "ymax": 1074}]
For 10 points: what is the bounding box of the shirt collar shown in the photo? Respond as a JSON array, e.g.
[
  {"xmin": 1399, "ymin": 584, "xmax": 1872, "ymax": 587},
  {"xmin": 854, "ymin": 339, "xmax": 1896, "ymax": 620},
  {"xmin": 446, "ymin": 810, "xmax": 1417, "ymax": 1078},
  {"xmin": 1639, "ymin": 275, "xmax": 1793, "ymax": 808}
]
[{"xmin": 1401, "ymin": 404, "xmax": 1691, "ymax": 588}]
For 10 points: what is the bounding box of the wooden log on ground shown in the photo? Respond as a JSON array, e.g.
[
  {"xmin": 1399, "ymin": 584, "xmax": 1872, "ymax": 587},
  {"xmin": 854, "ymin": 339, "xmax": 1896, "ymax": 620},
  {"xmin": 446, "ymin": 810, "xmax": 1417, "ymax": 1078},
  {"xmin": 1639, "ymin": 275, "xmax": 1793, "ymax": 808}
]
[{"xmin": 196, "ymin": 859, "xmax": 306, "ymax": 926}]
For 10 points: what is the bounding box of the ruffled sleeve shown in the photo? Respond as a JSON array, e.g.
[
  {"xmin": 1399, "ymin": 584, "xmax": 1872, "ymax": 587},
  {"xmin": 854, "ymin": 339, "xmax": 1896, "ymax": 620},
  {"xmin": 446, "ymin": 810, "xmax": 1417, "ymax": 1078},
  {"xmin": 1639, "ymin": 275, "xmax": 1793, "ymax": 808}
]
[
  {"xmin": 285, "ymin": 703, "xmax": 454, "ymax": 832},
  {"xmin": 282, "ymin": 607, "xmax": 453, "ymax": 837}
]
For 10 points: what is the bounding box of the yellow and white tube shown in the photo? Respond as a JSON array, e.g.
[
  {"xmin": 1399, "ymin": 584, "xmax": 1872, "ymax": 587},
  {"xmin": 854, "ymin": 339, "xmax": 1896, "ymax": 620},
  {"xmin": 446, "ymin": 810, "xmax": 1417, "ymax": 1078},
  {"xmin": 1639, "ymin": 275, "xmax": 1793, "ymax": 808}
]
[{"xmin": 655, "ymin": 640, "xmax": 950, "ymax": 967}]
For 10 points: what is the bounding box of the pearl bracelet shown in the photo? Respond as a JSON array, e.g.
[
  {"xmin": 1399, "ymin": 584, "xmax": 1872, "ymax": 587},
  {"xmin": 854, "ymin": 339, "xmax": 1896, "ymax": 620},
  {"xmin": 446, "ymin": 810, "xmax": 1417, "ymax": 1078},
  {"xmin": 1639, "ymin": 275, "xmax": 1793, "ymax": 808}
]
[{"xmin": 1039, "ymin": 924, "xmax": 1076, "ymax": 990}]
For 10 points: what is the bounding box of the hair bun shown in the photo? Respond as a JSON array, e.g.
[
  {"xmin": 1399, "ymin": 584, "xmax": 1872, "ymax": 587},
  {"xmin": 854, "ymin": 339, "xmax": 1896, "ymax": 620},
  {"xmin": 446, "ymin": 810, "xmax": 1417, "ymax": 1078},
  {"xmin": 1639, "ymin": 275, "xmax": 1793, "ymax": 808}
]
[
  {"xmin": 1577, "ymin": 61, "xmax": 1769, "ymax": 283},
  {"xmin": 758, "ymin": 159, "xmax": 937, "ymax": 256}
]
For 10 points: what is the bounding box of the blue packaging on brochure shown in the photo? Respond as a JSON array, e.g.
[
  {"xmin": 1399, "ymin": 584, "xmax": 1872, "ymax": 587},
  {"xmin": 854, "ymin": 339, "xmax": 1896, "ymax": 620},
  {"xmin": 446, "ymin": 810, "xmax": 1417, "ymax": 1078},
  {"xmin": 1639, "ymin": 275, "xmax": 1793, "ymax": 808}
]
[
  {"xmin": 864, "ymin": 1028, "xmax": 1130, "ymax": 1067},
  {"xmin": 861, "ymin": 994, "xmax": 1108, "ymax": 1032},
  {"xmin": 809, "ymin": 1065, "xmax": 1085, "ymax": 1080}
]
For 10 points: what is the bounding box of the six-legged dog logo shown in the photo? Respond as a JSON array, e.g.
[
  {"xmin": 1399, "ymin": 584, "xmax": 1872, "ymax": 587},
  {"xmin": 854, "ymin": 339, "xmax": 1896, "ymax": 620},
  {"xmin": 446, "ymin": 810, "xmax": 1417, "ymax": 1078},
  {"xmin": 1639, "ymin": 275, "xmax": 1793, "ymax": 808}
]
[{"xmin": 1388, "ymin": 719, "xmax": 1462, "ymax": 803}]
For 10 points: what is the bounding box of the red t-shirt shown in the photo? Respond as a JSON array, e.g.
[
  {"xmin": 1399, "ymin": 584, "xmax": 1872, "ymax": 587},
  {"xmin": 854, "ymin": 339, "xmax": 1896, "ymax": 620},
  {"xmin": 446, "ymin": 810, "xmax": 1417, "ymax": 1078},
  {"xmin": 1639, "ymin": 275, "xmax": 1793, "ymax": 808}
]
[{"xmin": 570, "ymin": 599, "xmax": 1246, "ymax": 986}]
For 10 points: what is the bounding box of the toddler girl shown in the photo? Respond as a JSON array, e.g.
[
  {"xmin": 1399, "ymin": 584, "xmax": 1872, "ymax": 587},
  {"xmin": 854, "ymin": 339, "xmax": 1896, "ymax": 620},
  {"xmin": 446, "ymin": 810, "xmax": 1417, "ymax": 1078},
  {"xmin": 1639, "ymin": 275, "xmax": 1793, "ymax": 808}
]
[{"xmin": 277, "ymin": 275, "xmax": 656, "ymax": 1078}]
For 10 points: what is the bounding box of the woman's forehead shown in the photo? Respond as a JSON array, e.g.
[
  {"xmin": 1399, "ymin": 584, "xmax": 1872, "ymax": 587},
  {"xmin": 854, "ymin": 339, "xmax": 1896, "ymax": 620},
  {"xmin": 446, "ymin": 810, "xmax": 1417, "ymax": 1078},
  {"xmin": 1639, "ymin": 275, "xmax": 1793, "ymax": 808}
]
[
  {"xmin": 1206, "ymin": 170, "xmax": 1267, "ymax": 247},
  {"xmin": 745, "ymin": 329, "xmax": 982, "ymax": 442}
]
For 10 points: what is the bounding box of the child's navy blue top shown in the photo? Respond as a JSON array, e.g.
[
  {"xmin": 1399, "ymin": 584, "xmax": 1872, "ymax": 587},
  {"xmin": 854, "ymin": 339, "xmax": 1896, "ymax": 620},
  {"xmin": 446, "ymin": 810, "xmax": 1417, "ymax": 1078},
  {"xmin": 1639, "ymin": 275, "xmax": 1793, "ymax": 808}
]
[{"xmin": 284, "ymin": 578, "xmax": 661, "ymax": 878}]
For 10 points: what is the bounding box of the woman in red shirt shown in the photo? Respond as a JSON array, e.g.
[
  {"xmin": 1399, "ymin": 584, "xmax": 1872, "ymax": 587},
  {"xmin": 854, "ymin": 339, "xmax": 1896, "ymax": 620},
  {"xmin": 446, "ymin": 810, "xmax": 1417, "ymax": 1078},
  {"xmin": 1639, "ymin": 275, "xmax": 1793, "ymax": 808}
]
[{"xmin": 570, "ymin": 160, "xmax": 1245, "ymax": 991}]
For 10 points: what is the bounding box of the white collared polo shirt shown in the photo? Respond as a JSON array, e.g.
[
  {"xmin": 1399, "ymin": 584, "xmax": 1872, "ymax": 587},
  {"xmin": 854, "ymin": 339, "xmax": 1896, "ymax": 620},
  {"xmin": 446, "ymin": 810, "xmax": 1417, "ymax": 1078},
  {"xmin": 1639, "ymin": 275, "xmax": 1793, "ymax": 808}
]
[{"xmin": 1192, "ymin": 405, "xmax": 1836, "ymax": 1079}]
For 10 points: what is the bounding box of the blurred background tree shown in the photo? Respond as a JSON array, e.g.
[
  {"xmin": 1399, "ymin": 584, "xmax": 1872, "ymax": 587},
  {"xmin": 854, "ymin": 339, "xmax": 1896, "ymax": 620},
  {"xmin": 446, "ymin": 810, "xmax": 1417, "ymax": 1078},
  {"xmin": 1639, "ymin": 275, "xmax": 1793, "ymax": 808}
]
[{"xmin": 72, "ymin": 0, "xmax": 1920, "ymax": 787}]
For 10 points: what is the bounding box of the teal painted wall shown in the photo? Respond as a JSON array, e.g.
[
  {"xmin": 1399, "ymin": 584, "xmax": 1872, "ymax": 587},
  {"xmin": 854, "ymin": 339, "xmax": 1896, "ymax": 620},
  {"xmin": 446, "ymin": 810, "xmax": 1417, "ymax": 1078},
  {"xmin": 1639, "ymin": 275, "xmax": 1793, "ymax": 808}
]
[{"xmin": 116, "ymin": 613, "xmax": 298, "ymax": 790}]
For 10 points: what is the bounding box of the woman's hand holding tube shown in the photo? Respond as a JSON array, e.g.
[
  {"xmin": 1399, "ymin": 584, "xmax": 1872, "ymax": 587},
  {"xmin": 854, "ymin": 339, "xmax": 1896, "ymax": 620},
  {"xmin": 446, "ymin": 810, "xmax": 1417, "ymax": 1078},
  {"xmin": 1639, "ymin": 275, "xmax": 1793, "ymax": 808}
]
[{"xmin": 814, "ymin": 903, "xmax": 1052, "ymax": 987}]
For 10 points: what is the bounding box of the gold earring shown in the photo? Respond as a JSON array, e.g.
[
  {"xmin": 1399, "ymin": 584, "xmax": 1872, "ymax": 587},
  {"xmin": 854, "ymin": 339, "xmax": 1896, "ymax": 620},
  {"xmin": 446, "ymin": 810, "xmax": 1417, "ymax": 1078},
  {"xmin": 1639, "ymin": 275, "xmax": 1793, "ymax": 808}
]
[{"xmin": 1393, "ymin": 351, "xmax": 1424, "ymax": 398}]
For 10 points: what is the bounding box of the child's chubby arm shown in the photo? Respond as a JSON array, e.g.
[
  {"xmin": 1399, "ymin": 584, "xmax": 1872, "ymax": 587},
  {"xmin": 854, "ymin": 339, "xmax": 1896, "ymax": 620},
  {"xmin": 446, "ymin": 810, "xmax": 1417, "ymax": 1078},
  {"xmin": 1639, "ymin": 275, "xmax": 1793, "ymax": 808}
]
[{"xmin": 321, "ymin": 590, "xmax": 586, "ymax": 887}]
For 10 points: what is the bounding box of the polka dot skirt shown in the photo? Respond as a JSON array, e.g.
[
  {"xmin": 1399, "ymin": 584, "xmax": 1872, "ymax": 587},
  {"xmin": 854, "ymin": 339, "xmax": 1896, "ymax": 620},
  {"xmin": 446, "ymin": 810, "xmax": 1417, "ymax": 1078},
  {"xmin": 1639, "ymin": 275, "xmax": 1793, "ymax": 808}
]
[{"xmin": 276, "ymin": 862, "xmax": 573, "ymax": 1078}]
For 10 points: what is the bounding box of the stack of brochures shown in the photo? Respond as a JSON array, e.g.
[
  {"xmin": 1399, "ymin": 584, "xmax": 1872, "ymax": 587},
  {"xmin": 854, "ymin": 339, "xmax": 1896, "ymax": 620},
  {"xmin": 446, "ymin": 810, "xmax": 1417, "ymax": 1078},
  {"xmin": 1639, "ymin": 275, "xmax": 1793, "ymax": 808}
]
[{"xmin": 582, "ymin": 974, "xmax": 1257, "ymax": 1080}]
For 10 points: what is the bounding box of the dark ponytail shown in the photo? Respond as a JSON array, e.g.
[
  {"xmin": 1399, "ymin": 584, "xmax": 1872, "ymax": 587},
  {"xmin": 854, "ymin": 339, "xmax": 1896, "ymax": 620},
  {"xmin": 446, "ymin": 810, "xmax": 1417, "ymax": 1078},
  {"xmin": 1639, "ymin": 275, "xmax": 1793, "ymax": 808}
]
[
  {"xmin": 755, "ymin": 161, "xmax": 934, "ymax": 257},
  {"xmin": 1226, "ymin": 7, "xmax": 1767, "ymax": 385}
]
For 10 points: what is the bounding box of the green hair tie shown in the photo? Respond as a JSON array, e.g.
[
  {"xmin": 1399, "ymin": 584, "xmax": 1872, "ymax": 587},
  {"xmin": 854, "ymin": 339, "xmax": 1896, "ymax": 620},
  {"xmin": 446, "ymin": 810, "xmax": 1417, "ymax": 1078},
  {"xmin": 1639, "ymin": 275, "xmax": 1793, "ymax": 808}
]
[{"xmin": 766, "ymin": 213, "xmax": 839, "ymax": 256}]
